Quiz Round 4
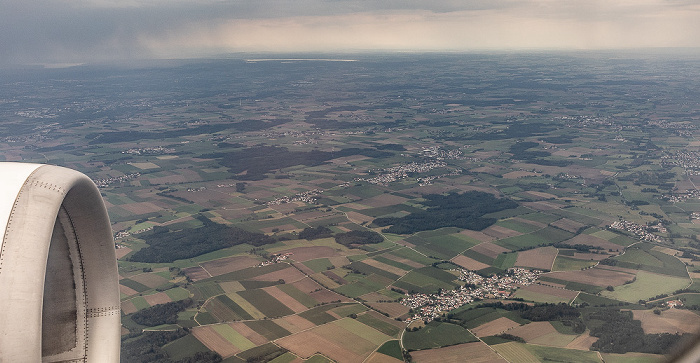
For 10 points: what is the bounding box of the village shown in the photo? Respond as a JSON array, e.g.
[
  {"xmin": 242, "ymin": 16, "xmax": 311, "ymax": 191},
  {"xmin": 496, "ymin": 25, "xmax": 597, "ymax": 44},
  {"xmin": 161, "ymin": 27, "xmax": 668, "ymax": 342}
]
[{"xmin": 402, "ymin": 268, "xmax": 542, "ymax": 323}]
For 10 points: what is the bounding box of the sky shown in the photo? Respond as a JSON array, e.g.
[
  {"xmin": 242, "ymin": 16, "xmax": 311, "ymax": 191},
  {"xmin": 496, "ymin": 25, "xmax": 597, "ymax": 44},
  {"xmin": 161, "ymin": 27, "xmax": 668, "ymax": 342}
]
[{"xmin": 2, "ymin": 0, "xmax": 700, "ymax": 65}]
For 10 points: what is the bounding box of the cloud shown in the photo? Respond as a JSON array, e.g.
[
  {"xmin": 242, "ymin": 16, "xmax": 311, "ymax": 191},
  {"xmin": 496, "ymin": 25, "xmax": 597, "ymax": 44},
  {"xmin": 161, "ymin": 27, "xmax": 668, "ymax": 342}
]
[{"xmin": 0, "ymin": 0, "xmax": 698, "ymax": 64}]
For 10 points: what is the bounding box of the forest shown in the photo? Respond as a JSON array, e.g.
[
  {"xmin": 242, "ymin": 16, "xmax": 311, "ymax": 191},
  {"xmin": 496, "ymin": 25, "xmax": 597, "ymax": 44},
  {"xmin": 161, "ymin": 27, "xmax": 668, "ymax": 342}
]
[
  {"xmin": 128, "ymin": 215, "xmax": 276, "ymax": 263},
  {"xmin": 373, "ymin": 191, "xmax": 518, "ymax": 234}
]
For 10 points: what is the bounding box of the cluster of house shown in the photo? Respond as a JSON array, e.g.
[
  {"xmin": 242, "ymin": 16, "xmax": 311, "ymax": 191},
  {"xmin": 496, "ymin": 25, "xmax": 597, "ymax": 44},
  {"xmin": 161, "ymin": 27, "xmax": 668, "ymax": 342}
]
[
  {"xmin": 113, "ymin": 226, "xmax": 153, "ymax": 241},
  {"xmin": 664, "ymin": 150, "xmax": 700, "ymax": 175},
  {"xmin": 663, "ymin": 190, "xmax": 700, "ymax": 203},
  {"xmin": 402, "ymin": 268, "xmax": 541, "ymax": 323},
  {"xmin": 357, "ymin": 161, "xmax": 447, "ymax": 186},
  {"xmin": 420, "ymin": 146, "xmax": 464, "ymax": 160},
  {"xmin": 122, "ymin": 146, "xmax": 174, "ymax": 155},
  {"xmin": 417, "ymin": 169, "xmax": 463, "ymax": 186},
  {"xmin": 258, "ymin": 252, "xmax": 293, "ymax": 267},
  {"xmin": 93, "ymin": 172, "xmax": 140, "ymax": 188},
  {"xmin": 267, "ymin": 189, "xmax": 324, "ymax": 205},
  {"xmin": 609, "ymin": 220, "xmax": 665, "ymax": 243}
]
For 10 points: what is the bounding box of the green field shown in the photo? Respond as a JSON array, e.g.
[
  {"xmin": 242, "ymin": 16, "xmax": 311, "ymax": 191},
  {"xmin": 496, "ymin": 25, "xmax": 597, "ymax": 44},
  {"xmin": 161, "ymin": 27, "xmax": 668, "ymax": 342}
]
[
  {"xmin": 356, "ymin": 313, "xmax": 402, "ymax": 336},
  {"xmin": 276, "ymin": 283, "xmax": 318, "ymax": 308},
  {"xmin": 212, "ymin": 323, "xmax": 257, "ymax": 351},
  {"xmin": 552, "ymin": 256, "xmax": 598, "ymax": 271},
  {"xmin": 304, "ymin": 258, "xmax": 335, "ymax": 272},
  {"xmin": 402, "ymin": 321, "xmax": 478, "ymax": 350},
  {"xmin": 376, "ymin": 340, "xmax": 403, "ymax": 360},
  {"xmin": 244, "ymin": 320, "xmax": 291, "ymax": 340},
  {"xmin": 601, "ymin": 271, "xmax": 690, "ymax": 302},
  {"xmin": 238, "ymin": 289, "xmax": 295, "ymax": 318},
  {"xmin": 162, "ymin": 334, "xmax": 211, "ymax": 360},
  {"xmin": 524, "ymin": 343, "xmax": 601, "ymax": 363}
]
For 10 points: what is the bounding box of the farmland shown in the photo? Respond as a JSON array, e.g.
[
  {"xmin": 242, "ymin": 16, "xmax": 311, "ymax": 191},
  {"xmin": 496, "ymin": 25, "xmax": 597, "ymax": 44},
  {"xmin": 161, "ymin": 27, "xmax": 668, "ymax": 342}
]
[{"xmin": 3, "ymin": 52, "xmax": 700, "ymax": 362}]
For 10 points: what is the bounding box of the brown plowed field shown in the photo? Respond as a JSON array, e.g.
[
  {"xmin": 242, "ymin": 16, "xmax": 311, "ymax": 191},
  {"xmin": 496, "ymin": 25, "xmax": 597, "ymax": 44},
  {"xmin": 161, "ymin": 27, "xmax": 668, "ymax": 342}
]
[
  {"xmin": 566, "ymin": 332, "xmax": 598, "ymax": 350},
  {"xmin": 310, "ymin": 289, "xmax": 351, "ymax": 304},
  {"xmin": 252, "ymin": 266, "xmax": 306, "ymax": 283},
  {"xmin": 229, "ymin": 322, "xmax": 269, "ymax": 346},
  {"xmin": 633, "ymin": 309, "xmax": 700, "ymax": 334},
  {"xmin": 292, "ymin": 277, "xmax": 324, "ymax": 293},
  {"xmin": 192, "ymin": 326, "xmax": 239, "ymax": 358},
  {"xmin": 471, "ymin": 317, "xmax": 521, "ymax": 337},
  {"xmin": 551, "ymin": 218, "xmax": 586, "ymax": 233},
  {"xmin": 263, "ymin": 286, "xmax": 308, "ymax": 313},
  {"xmin": 143, "ymin": 292, "xmax": 172, "ymax": 306},
  {"xmin": 282, "ymin": 246, "xmax": 340, "ymax": 262},
  {"xmin": 200, "ymin": 256, "xmax": 261, "ymax": 277},
  {"xmin": 508, "ymin": 321, "xmax": 556, "ymax": 341},
  {"xmin": 561, "ymin": 234, "xmax": 623, "ymax": 252},
  {"xmin": 546, "ymin": 267, "xmax": 635, "ymax": 287},
  {"xmin": 383, "ymin": 253, "xmax": 424, "ymax": 268},
  {"xmin": 482, "ymin": 225, "xmax": 522, "ymax": 239},
  {"xmin": 274, "ymin": 315, "xmax": 316, "ymax": 333},
  {"xmin": 362, "ymin": 258, "xmax": 410, "ymax": 275},
  {"xmin": 515, "ymin": 246, "xmax": 558, "ymax": 270},
  {"xmin": 459, "ymin": 229, "xmax": 495, "ymax": 242},
  {"xmin": 366, "ymin": 302, "xmax": 409, "ymax": 318},
  {"xmin": 276, "ymin": 331, "xmax": 361, "ymax": 362},
  {"xmin": 183, "ymin": 266, "xmax": 210, "ymax": 282},
  {"xmin": 471, "ymin": 242, "xmax": 510, "ymax": 258},
  {"xmin": 451, "ymin": 255, "xmax": 490, "ymax": 270},
  {"xmin": 409, "ymin": 341, "xmax": 507, "ymax": 363},
  {"xmin": 518, "ymin": 284, "xmax": 579, "ymax": 300}
]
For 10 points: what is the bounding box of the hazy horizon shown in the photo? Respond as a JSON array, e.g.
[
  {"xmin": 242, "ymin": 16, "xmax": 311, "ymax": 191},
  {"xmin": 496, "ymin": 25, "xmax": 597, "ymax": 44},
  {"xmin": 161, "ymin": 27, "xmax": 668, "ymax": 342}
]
[{"xmin": 2, "ymin": 0, "xmax": 699, "ymax": 65}]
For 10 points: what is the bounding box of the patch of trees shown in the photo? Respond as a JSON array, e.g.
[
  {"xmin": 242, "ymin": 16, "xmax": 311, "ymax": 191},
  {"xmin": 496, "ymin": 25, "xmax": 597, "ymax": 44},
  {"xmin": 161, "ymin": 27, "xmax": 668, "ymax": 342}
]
[
  {"xmin": 130, "ymin": 299, "xmax": 194, "ymax": 327},
  {"xmin": 508, "ymin": 141, "xmax": 551, "ymax": 160},
  {"xmin": 541, "ymin": 135, "xmax": 574, "ymax": 144},
  {"xmin": 334, "ymin": 230, "xmax": 384, "ymax": 246},
  {"xmin": 470, "ymin": 122, "xmax": 554, "ymax": 141},
  {"xmin": 553, "ymin": 243, "xmax": 603, "ymax": 253},
  {"xmin": 521, "ymin": 303, "xmax": 580, "ymax": 322},
  {"xmin": 121, "ymin": 329, "xmax": 221, "ymax": 363},
  {"xmin": 298, "ymin": 226, "xmax": 333, "ymax": 240},
  {"xmin": 588, "ymin": 309, "xmax": 688, "ymax": 354},
  {"xmin": 375, "ymin": 143, "xmax": 406, "ymax": 151},
  {"xmin": 129, "ymin": 215, "xmax": 276, "ymax": 263},
  {"xmin": 374, "ymin": 191, "xmax": 518, "ymax": 234},
  {"xmin": 88, "ymin": 124, "xmax": 229, "ymax": 144},
  {"xmin": 495, "ymin": 333, "xmax": 525, "ymax": 343},
  {"xmin": 231, "ymin": 118, "xmax": 291, "ymax": 132},
  {"xmin": 206, "ymin": 146, "xmax": 391, "ymax": 180}
]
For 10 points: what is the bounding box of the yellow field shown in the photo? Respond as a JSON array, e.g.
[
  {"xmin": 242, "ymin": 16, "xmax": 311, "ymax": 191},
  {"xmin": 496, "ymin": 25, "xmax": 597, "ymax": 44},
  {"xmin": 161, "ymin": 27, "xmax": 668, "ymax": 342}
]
[{"xmin": 492, "ymin": 342, "xmax": 539, "ymax": 363}]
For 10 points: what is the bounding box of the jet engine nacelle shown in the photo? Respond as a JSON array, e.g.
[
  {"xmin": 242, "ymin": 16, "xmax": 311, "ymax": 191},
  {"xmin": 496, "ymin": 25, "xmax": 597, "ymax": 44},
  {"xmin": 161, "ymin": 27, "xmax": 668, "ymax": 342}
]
[{"xmin": 0, "ymin": 163, "xmax": 120, "ymax": 362}]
